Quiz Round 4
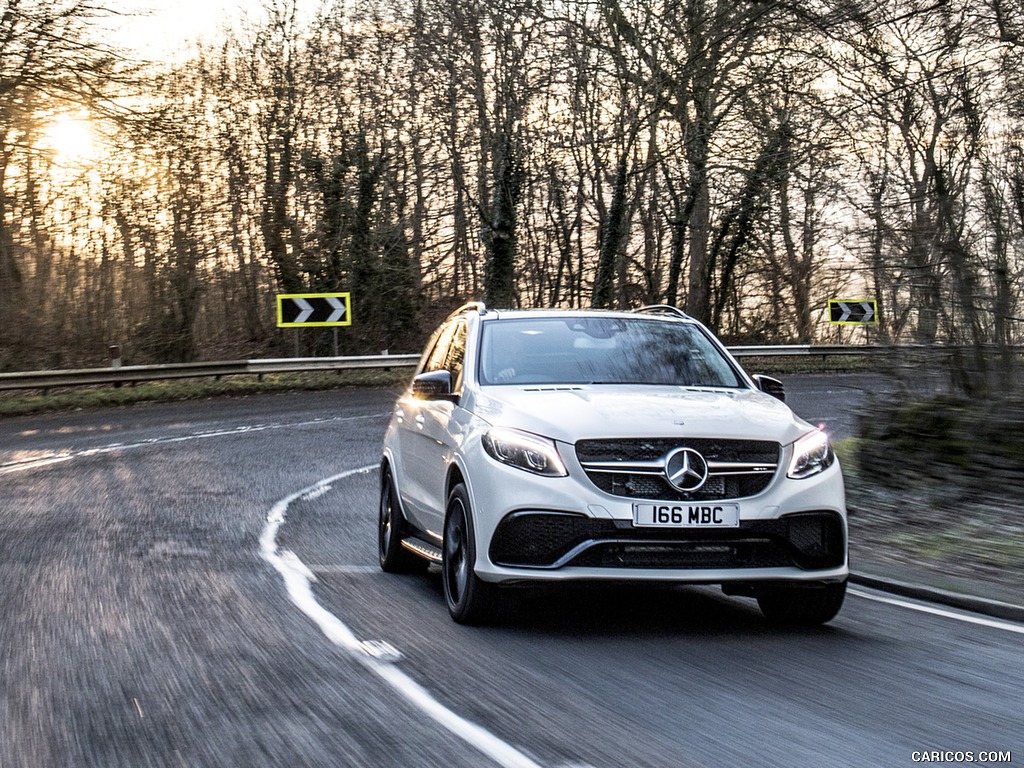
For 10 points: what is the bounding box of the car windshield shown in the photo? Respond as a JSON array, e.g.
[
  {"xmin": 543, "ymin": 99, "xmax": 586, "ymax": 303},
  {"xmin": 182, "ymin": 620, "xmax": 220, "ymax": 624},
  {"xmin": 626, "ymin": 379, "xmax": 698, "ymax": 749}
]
[{"xmin": 478, "ymin": 316, "xmax": 744, "ymax": 388}]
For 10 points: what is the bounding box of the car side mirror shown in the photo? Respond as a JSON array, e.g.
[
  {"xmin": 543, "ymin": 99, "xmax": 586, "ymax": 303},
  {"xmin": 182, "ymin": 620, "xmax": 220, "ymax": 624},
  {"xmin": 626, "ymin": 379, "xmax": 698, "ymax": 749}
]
[
  {"xmin": 753, "ymin": 374, "xmax": 785, "ymax": 402},
  {"xmin": 411, "ymin": 370, "xmax": 457, "ymax": 401}
]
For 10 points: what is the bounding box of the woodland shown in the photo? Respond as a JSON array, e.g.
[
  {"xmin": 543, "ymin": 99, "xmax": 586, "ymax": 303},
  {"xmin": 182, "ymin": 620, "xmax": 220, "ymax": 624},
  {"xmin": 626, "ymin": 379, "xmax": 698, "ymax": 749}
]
[{"xmin": 1, "ymin": 0, "xmax": 1022, "ymax": 398}]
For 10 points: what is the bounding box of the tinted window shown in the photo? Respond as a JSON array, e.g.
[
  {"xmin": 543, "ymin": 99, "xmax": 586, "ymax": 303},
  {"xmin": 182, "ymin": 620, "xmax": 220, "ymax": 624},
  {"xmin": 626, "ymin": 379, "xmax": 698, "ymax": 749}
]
[
  {"xmin": 422, "ymin": 322, "xmax": 457, "ymax": 374},
  {"xmin": 421, "ymin": 319, "xmax": 468, "ymax": 390},
  {"xmin": 479, "ymin": 317, "xmax": 743, "ymax": 388},
  {"xmin": 446, "ymin": 321, "xmax": 467, "ymax": 389}
]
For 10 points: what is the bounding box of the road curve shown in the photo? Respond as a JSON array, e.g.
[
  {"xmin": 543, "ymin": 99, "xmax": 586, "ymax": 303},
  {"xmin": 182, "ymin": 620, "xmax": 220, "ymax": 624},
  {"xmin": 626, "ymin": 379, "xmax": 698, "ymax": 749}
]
[{"xmin": 0, "ymin": 383, "xmax": 1019, "ymax": 768}]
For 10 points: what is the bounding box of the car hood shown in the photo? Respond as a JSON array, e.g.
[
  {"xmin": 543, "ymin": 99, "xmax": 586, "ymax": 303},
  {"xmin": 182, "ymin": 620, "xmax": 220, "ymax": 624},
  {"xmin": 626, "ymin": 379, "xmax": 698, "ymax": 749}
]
[{"xmin": 468, "ymin": 385, "xmax": 814, "ymax": 446}]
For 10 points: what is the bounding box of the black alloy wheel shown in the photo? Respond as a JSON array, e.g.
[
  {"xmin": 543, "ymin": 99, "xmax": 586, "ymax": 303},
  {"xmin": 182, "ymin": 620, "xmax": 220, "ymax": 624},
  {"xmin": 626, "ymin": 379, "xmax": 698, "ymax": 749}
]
[
  {"xmin": 442, "ymin": 483, "xmax": 498, "ymax": 624},
  {"xmin": 378, "ymin": 464, "xmax": 426, "ymax": 573}
]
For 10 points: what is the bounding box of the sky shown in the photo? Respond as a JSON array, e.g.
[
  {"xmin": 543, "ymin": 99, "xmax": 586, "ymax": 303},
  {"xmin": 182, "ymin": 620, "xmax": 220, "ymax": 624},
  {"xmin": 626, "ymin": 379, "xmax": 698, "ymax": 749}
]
[{"xmin": 104, "ymin": 0, "xmax": 253, "ymax": 58}]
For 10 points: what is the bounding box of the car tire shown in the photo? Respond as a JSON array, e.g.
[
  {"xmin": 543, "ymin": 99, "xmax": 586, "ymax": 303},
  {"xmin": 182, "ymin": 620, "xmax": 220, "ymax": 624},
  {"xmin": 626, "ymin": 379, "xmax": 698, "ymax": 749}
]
[
  {"xmin": 442, "ymin": 483, "xmax": 498, "ymax": 625},
  {"xmin": 756, "ymin": 580, "xmax": 847, "ymax": 626},
  {"xmin": 378, "ymin": 464, "xmax": 427, "ymax": 574}
]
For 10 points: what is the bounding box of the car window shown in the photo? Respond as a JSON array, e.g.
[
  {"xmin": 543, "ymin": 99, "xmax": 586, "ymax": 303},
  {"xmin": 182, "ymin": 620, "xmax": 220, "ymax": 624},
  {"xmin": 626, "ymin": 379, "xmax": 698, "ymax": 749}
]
[
  {"xmin": 422, "ymin": 322, "xmax": 457, "ymax": 374},
  {"xmin": 421, "ymin": 319, "xmax": 468, "ymax": 391},
  {"xmin": 445, "ymin": 321, "xmax": 468, "ymax": 390},
  {"xmin": 478, "ymin": 317, "xmax": 743, "ymax": 388}
]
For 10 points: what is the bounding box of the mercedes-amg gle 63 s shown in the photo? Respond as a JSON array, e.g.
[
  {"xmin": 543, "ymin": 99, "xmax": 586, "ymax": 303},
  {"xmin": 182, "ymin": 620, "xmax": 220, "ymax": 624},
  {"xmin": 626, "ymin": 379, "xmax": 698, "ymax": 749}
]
[{"xmin": 378, "ymin": 304, "xmax": 848, "ymax": 625}]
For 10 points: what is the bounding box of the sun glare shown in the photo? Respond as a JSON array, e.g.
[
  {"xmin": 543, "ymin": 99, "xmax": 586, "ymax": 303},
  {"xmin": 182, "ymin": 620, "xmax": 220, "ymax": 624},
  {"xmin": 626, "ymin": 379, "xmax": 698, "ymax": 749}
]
[{"xmin": 43, "ymin": 115, "xmax": 97, "ymax": 162}]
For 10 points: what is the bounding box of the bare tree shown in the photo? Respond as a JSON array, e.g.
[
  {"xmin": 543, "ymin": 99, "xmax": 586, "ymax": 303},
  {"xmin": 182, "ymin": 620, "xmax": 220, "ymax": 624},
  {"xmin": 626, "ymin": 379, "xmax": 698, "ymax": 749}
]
[{"xmin": 0, "ymin": 0, "xmax": 126, "ymax": 363}]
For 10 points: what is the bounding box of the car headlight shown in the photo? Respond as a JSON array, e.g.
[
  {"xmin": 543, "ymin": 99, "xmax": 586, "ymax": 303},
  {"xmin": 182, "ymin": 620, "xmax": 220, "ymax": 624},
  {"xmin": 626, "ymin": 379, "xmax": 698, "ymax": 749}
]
[
  {"xmin": 787, "ymin": 429, "xmax": 836, "ymax": 479},
  {"xmin": 482, "ymin": 428, "xmax": 568, "ymax": 477}
]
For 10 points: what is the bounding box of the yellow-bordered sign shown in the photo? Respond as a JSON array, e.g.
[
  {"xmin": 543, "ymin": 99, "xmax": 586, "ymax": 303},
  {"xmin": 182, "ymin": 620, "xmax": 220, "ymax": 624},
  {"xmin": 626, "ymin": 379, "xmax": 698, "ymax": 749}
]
[
  {"xmin": 828, "ymin": 298, "xmax": 877, "ymax": 325},
  {"xmin": 277, "ymin": 292, "xmax": 352, "ymax": 327}
]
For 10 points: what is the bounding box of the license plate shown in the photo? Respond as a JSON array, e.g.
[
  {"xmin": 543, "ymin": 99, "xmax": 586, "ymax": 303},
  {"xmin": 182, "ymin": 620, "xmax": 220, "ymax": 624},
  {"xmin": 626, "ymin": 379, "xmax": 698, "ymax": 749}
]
[{"xmin": 632, "ymin": 502, "xmax": 740, "ymax": 528}]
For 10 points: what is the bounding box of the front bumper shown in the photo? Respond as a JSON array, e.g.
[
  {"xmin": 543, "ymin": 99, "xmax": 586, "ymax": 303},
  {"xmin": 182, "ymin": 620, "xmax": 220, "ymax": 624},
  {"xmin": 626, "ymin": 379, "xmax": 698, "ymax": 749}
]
[
  {"xmin": 464, "ymin": 448, "xmax": 848, "ymax": 586},
  {"xmin": 489, "ymin": 510, "xmax": 845, "ymax": 571}
]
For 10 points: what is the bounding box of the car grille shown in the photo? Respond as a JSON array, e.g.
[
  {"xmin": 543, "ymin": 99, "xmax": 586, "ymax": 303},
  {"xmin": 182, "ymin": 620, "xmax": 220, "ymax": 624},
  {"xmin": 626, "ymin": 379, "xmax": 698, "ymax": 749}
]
[
  {"xmin": 575, "ymin": 438, "xmax": 780, "ymax": 501},
  {"xmin": 489, "ymin": 511, "xmax": 845, "ymax": 571}
]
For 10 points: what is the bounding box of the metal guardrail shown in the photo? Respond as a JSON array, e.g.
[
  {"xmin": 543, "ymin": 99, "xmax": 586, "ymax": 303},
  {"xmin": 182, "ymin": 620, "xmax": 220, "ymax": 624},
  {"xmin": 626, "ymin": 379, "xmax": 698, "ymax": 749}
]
[
  {"xmin": 0, "ymin": 347, "xmax": 875, "ymax": 392},
  {"xmin": 0, "ymin": 354, "xmax": 422, "ymax": 392},
  {"xmin": 726, "ymin": 344, "xmax": 869, "ymax": 358},
  {"xmin": 248, "ymin": 354, "xmax": 422, "ymax": 374}
]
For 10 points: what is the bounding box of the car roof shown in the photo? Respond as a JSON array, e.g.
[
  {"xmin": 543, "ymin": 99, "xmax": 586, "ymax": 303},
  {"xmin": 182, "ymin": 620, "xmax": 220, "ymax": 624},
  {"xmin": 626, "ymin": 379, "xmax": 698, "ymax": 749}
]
[{"xmin": 462, "ymin": 305, "xmax": 696, "ymax": 323}]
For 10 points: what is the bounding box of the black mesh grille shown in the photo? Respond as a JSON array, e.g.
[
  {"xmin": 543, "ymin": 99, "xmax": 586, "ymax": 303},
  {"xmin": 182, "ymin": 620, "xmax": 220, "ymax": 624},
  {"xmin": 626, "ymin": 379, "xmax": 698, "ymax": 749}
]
[
  {"xmin": 489, "ymin": 511, "xmax": 845, "ymax": 571},
  {"xmin": 486, "ymin": 513, "xmax": 595, "ymax": 567},
  {"xmin": 570, "ymin": 540, "xmax": 790, "ymax": 569},
  {"xmin": 586, "ymin": 473, "xmax": 766, "ymax": 501},
  {"xmin": 576, "ymin": 438, "xmax": 779, "ymax": 464},
  {"xmin": 575, "ymin": 438, "xmax": 780, "ymax": 501},
  {"xmin": 784, "ymin": 512, "xmax": 846, "ymax": 565}
]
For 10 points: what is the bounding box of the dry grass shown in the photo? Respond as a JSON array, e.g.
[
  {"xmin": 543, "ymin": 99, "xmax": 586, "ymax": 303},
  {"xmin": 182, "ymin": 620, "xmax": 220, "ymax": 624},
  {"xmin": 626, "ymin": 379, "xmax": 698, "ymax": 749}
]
[{"xmin": 0, "ymin": 369, "xmax": 411, "ymax": 417}]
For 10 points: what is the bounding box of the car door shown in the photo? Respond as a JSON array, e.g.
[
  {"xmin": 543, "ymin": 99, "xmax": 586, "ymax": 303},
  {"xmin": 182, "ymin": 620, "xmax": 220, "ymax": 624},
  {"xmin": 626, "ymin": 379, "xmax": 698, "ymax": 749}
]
[
  {"xmin": 415, "ymin": 319, "xmax": 468, "ymax": 534},
  {"xmin": 394, "ymin": 320, "xmax": 466, "ymax": 536}
]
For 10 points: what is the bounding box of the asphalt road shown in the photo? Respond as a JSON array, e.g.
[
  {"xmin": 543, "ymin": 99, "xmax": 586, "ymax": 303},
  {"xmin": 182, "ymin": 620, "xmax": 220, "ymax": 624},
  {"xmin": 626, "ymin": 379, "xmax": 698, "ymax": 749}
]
[{"xmin": 0, "ymin": 379, "xmax": 1019, "ymax": 768}]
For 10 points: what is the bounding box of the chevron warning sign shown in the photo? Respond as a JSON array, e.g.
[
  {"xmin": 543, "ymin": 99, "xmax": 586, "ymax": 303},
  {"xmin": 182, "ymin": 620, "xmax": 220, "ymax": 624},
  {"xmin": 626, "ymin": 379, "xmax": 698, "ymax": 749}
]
[
  {"xmin": 828, "ymin": 298, "xmax": 877, "ymax": 325},
  {"xmin": 277, "ymin": 293, "xmax": 352, "ymax": 327}
]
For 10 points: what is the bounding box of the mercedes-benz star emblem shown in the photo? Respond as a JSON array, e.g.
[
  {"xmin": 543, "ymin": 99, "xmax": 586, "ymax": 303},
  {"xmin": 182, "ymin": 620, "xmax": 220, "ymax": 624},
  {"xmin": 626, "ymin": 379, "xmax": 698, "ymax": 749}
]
[{"xmin": 664, "ymin": 447, "xmax": 709, "ymax": 492}]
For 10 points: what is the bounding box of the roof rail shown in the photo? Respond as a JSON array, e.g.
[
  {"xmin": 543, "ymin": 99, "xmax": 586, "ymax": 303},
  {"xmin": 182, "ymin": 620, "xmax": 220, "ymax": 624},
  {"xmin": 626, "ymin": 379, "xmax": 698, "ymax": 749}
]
[
  {"xmin": 633, "ymin": 304, "xmax": 691, "ymax": 320},
  {"xmin": 446, "ymin": 301, "xmax": 488, "ymax": 321}
]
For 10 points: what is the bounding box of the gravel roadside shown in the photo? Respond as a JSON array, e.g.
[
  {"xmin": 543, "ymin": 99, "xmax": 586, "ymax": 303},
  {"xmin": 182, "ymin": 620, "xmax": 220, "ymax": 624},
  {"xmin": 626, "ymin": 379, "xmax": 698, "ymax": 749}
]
[{"xmin": 845, "ymin": 474, "xmax": 1024, "ymax": 619}]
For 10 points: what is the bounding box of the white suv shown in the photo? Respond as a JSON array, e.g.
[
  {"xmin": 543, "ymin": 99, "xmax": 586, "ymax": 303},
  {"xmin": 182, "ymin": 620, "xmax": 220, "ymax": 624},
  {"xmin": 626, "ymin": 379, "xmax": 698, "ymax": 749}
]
[{"xmin": 379, "ymin": 304, "xmax": 848, "ymax": 625}]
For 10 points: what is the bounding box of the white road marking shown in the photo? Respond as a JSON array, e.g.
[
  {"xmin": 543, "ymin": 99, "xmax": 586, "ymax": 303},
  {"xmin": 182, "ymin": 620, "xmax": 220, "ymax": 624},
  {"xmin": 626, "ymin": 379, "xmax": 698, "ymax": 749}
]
[
  {"xmin": 849, "ymin": 588, "xmax": 1024, "ymax": 634},
  {"xmin": 0, "ymin": 412, "xmax": 387, "ymax": 475},
  {"xmin": 261, "ymin": 465, "xmax": 548, "ymax": 768},
  {"xmin": 0, "ymin": 452, "xmax": 74, "ymax": 474}
]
